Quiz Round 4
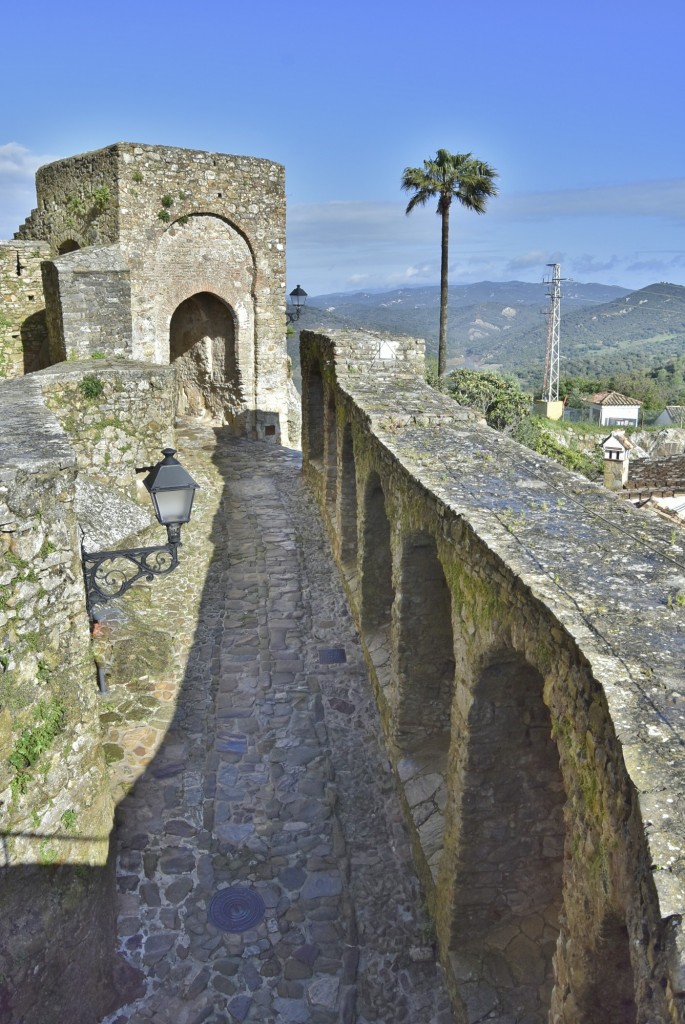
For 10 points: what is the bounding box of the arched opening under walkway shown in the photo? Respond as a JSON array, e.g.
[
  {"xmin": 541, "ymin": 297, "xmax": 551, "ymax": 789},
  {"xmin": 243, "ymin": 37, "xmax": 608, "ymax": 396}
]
[
  {"xmin": 395, "ymin": 531, "xmax": 454, "ymax": 746},
  {"xmin": 449, "ymin": 652, "xmax": 565, "ymax": 1023},
  {"xmin": 325, "ymin": 393, "xmax": 338, "ymax": 512},
  {"xmin": 170, "ymin": 292, "xmax": 241, "ymax": 422},
  {"xmin": 566, "ymin": 910, "xmax": 637, "ymax": 1024},
  {"xmin": 394, "ymin": 530, "xmax": 454, "ymax": 881},
  {"xmin": 339, "ymin": 423, "xmax": 358, "ymax": 568},
  {"xmin": 360, "ymin": 472, "xmax": 393, "ymax": 691},
  {"xmin": 306, "ymin": 363, "xmax": 324, "ymax": 468}
]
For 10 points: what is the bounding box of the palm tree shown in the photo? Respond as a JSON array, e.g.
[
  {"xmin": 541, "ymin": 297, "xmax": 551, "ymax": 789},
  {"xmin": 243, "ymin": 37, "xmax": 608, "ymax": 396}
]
[{"xmin": 402, "ymin": 149, "xmax": 499, "ymax": 376}]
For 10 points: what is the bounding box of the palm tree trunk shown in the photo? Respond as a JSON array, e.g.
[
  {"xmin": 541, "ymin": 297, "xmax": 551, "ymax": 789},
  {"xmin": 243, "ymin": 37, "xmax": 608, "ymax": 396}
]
[{"xmin": 438, "ymin": 201, "xmax": 450, "ymax": 376}]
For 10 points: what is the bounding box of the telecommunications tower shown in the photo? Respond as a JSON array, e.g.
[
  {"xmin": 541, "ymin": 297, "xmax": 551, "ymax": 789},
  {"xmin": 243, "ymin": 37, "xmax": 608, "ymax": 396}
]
[{"xmin": 542, "ymin": 263, "xmax": 562, "ymax": 402}]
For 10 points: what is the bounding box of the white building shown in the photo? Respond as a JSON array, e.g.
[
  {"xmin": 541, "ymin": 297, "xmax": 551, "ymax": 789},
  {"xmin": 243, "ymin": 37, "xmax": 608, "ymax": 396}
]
[{"xmin": 583, "ymin": 391, "xmax": 641, "ymax": 427}]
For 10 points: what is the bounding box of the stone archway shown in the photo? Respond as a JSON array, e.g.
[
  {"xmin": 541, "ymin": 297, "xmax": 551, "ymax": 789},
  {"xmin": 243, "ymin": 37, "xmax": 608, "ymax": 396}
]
[
  {"xmin": 155, "ymin": 213, "xmax": 257, "ymax": 416},
  {"xmin": 306, "ymin": 364, "xmax": 324, "ymax": 467},
  {"xmin": 448, "ymin": 651, "xmax": 566, "ymax": 1023},
  {"xmin": 57, "ymin": 240, "xmax": 80, "ymax": 255},
  {"xmin": 395, "ymin": 531, "xmax": 454, "ymax": 747},
  {"xmin": 339, "ymin": 423, "xmax": 357, "ymax": 566},
  {"xmin": 393, "ymin": 530, "xmax": 455, "ymax": 882},
  {"xmin": 170, "ymin": 292, "xmax": 242, "ymax": 422},
  {"xmin": 360, "ymin": 472, "xmax": 394, "ymax": 692},
  {"xmin": 325, "ymin": 393, "xmax": 337, "ymax": 511}
]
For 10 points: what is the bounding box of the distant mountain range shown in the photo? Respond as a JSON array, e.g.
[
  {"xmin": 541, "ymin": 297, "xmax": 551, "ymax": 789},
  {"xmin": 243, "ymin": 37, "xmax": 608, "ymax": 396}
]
[{"xmin": 289, "ymin": 280, "xmax": 685, "ymax": 391}]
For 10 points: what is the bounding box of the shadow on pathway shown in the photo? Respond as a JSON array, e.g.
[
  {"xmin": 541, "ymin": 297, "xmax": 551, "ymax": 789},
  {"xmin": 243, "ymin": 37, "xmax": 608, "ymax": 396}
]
[{"xmin": 98, "ymin": 423, "xmax": 452, "ymax": 1024}]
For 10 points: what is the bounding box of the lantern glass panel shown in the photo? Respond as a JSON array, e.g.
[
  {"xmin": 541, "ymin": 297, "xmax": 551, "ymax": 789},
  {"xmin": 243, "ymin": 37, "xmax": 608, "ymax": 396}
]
[{"xmin": 153, "ymin": 487, "xmax": 195, "ymax": 524}]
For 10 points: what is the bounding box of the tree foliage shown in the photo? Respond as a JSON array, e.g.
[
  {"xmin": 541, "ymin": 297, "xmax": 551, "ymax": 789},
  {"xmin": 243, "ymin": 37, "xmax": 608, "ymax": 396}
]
[
  {"xmin": 402, "ymin": 150, "xmax": 498, "ymax": 377},
  {"xmin": 559, "ymin": 361, "xmax": 685, "ymax": 415},
  {"xmin": 430, "ymin": 367, "xmax": 530, "ymax": 429},
  {"xmin": 430, "ymin": 367, "xmax": 603, "ymax": 480}
]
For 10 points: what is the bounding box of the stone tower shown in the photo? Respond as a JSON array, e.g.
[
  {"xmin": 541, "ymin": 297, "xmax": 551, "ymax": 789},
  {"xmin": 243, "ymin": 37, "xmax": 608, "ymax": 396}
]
[{"xmin": 4, "ymin": 142, "xmax": 297, "ymax": 444}]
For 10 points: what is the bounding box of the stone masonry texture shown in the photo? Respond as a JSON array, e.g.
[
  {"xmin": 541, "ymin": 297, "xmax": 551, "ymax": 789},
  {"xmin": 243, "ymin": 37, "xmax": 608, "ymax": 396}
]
[
  {"xmin": 5, "ymin": 143, "xmax": 295, "ymax": 445},
  {"xmin": 0, "ymin": 374, "xmax": 119, "ymax": 1023},
  {"xmin": 0, "ymin": 240, "xmax": 51, "ymax": 378},
  {"xmin": 4, "ymin": 142, "xmax": 685, "ymax": 1023},
  {"xmin": 300, "ymin": 327, "xmax": 685, "ymax": 1023},
  {"xmin": 95, "ymin": 423, "xmax": 453, "ymax": 1024}
]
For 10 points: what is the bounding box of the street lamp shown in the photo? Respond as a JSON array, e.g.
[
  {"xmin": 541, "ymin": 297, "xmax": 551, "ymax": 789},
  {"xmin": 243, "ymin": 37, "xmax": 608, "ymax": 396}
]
[
  {"xmin": 286, "ymin": 285, "xmax": 307, "ymax": 324},
  {"xmin": 81, "ymin": 448, "xmax": 199, "ymax": 620}
]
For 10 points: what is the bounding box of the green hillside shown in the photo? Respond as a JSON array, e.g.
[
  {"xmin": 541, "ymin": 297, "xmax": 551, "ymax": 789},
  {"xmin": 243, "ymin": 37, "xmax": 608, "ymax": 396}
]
[{"xmin": 290, "ymin": 281, "xmax": 685, "ymax": 394}]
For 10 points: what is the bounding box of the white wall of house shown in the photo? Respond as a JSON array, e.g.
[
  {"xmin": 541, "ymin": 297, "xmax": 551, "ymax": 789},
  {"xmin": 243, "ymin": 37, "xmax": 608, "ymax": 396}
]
[{"xmin": 594, "ymin": 403, "xmax": 640, "ymax": 427}]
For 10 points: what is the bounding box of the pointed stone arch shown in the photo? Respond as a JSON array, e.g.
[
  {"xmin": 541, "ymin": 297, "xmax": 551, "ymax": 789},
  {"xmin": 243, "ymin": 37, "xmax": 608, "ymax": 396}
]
[
  {"xmin": 169, "ymin": 292, "xmax": 242, "ymax": 422},
  {"xmin": 395, "ymin": 530, "xmax": 454, "ymax": 746},
  {"xmin": 57, "ymin": 240, "xmax": 80, "ymax": 255},
  {"xmin": 155, "ymin": 213, "xmax": 256, "ymax": 412},
  {"xmin": 393, "ymin": 529, "xmax": 455, "ymax": 883}
]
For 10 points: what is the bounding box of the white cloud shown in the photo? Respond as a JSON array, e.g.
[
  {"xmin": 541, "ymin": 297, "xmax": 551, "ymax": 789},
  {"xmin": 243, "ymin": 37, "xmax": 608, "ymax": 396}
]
[
  {"xmin": 0, "ymin": 142, "xmax": 50, "ymax": 177},
  {"xmin": 0, "ymin": 142, "xmax": 59, "ymax": 239},
  {"xmin": 625, "ymin": 254, "xmax": 685, "ymax": 274},
  {"xmin": 287, "ymin": 182, "xmax": 685, "ymax": 294}
]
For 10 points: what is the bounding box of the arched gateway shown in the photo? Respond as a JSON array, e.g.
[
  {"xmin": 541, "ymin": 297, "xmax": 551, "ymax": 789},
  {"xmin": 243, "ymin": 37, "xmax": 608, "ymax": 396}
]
[{"xmin": 170, "ymin": 292, "xmax": 243, "ymax": 422}]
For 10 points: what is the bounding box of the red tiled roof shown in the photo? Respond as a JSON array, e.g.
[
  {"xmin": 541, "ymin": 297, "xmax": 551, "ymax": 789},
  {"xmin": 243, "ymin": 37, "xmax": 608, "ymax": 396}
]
[{"xmin": 583, "ymin": 391, "xmax": 642, "ymax": 407}]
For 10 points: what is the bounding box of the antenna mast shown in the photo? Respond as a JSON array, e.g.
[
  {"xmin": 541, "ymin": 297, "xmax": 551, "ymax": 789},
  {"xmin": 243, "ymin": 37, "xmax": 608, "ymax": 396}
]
[{"xmin": 542, "ymin": 263, "xmax": 562, "ymax": 402}]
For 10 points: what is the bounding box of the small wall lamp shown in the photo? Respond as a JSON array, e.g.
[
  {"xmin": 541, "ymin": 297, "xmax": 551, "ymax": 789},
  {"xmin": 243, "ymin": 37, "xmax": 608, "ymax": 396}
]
[
  {"xmin": 286, "ymin": 285, "xmax": 307, "ymax": 324},
  {"xmin": 81, "ymin": 448, "xmax": 199, "ymax": 621}
]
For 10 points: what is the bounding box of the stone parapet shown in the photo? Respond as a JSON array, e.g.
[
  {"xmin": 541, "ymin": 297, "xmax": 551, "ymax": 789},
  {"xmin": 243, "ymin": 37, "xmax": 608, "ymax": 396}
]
[
  {"xmin": 0, "ymin": 360, "xmax": 176, "ymax": 1022},
  {"xmin": 37, "ymin": 359, "xmax": 176, "ymax": 495},
  {"xmin": 302, "ymin": 327, "xmax": 685, "ymax": 1023},
  {"xmin": 0, "ymin": 374, "xmax": 121, "ymax": 1023}
]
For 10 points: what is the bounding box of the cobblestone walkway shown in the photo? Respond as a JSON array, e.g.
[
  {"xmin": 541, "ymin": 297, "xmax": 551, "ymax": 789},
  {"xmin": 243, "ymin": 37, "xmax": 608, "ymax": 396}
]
[{"xmin": 99, "ymin": 424, "xmax": 453, "ymax": 1024}]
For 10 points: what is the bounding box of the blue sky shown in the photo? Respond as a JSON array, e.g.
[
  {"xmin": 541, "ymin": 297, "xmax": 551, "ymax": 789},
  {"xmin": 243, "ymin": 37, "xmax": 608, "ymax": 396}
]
[{"xmin": 2, "ymin": 0, "xmax": 683, "ymax": 295}]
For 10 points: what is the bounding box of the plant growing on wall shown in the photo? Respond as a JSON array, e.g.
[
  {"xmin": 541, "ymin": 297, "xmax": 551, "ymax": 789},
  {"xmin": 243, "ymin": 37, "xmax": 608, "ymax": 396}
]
[
  {"xmin": 431, "ymin": 367, "xmax": 529, "ymax": 430},
  {"xmin": 92, "ymin": 186, "xmax": 110, "ymax": 212},
  {"xmin": 9, "ymin": 700, "xmax": 65, "ymax": 801},
  {"xmin": 78, "ymin": 374, "xmax": 105, "ymax": 400},
  {"xmin": 157, "ymin": 194, "xmax": 175, "ymax": 223},
  {"xmin": 66, "ymin": 195, "xmax": 87, "ymax": 217}
]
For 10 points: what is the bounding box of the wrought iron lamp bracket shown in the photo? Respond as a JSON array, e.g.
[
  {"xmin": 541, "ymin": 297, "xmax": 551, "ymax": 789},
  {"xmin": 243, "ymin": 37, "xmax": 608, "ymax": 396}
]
[{"xmin": 82, "ymin": 537, "xmax": 179, "ymax": 619}]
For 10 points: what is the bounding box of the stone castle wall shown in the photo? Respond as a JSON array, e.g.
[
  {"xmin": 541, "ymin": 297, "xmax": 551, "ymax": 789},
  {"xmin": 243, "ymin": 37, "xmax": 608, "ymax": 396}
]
[
  {"xmin": 42, "ymin": 244, "xmax": 133, "ymax": 363},
  {"xmin": 39, "ymin": 360, "xmax": 176, "ymax": 495},
  {"xmin": 301, "ymin": 328, "xmax": 685, "ymax": 1024},
  {"xmin": 0, "ymin": 240, "xmax": 51, "ymax": 377},
  {"xmin": 0, "ymin": 362, "xmax": 177, "ymax": 1023},
  {"xmin": 0, "ymin": 375, "xmax": 118, "ymax": 1022}
]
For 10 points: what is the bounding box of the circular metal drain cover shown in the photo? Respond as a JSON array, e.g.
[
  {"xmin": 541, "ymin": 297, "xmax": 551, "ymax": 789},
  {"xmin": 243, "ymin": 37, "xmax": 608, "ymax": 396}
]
[{"xmin": 208, "ymin": 886, "xmax": 266, "ymax": 933}]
